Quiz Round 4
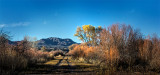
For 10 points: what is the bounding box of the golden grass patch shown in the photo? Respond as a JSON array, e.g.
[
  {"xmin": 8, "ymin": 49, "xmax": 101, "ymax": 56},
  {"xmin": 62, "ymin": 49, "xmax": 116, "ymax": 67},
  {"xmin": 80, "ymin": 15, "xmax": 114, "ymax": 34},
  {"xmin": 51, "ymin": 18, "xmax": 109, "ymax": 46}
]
[{"xmin": 44, "ymin": 60, "xmax": 59, "ymax": 65}]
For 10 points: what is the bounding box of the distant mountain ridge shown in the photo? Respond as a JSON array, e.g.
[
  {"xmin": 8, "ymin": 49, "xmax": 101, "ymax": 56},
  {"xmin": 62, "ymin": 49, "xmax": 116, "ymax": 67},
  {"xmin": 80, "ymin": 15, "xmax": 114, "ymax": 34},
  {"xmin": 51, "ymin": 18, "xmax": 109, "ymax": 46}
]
[
  {"xmin": 37, "ymin": 37, "xmax": 76, "ymax": 49},
  {"xmin": 9, "ymin": 37, "xmax": 77, "ymax": 51}
]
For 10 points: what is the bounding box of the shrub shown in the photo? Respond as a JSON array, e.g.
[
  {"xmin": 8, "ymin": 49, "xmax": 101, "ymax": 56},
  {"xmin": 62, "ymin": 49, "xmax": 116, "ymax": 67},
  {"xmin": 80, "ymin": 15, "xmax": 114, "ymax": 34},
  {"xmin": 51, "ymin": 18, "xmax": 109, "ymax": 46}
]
[
  {"xmin": 149, "ymin": 35, "xmax": 160, "ymax": 72},
  {"xmin": 53, "ymin": 50, "xmax": 65, "ymax": 56},
  {"xmin": 0, "ymin": 43, "xmax": 27, "ymax": 75},
  {"xmin": 84, "ymin": 46, "xmax": 103, "ymax": 64},
  {"xmin": 0, "ymin": 30, "xmax": 27, "ymax": 74},
  {"xmin": 68, "ymin": 44, "xmax": 78, "ymax": 51},
  {"xmin": 68, "ymin": 44, "xmax": 86, "ymax": 59},
  {"xmin": 68, "ymin": 44, "xmax": 103, "ymax": 64},
  {"xmin": 0, "ymin": 31, "xmax": 56, "ymax": 74},
  {"xmin": 71, "ymin": 24, "xmax": 160, "ymax": 72}
]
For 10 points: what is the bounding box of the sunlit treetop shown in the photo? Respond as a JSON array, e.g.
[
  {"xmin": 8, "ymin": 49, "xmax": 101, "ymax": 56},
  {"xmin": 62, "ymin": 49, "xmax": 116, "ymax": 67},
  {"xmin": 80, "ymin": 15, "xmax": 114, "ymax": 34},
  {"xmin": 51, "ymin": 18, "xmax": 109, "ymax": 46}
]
[{"xmin": 74, "ymin": 25, "xmax": 102, "ymax": 45}]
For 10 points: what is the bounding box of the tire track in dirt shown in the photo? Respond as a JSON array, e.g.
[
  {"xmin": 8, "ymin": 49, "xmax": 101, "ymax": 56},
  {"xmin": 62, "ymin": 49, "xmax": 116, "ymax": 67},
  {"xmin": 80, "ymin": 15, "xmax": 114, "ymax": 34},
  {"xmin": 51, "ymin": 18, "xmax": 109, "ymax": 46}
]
[
  {"xmin": 58, "ymin": 56, "xmax": 75, "ymax": 67},
  {"xmin": 55, "ymin": 56, "xmax": 65, "ymax": 66}
]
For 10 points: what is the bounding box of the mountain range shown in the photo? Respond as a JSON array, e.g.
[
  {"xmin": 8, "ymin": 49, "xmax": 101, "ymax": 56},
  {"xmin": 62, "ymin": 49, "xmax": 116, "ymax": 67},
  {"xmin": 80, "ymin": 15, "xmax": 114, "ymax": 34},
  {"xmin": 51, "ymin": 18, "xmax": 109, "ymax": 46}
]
[{"xmin": 9, "ymin": 37, "xmax": 77, "ymax": 51}]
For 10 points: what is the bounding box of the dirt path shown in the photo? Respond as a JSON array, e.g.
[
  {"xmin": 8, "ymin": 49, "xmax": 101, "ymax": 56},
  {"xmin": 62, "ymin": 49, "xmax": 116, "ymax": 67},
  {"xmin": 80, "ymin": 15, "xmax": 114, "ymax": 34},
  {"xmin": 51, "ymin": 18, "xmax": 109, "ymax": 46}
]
[
  {"xmin": 20, "ymin": 56, "xmax": 159, "ymax": 75},
  {"xmin": 55, "ymin": 56, "xmax": 65, "ymax": 66},
  {"xmin": 21, "ymin": 56, "xmax": 96, "ymax": 75}
]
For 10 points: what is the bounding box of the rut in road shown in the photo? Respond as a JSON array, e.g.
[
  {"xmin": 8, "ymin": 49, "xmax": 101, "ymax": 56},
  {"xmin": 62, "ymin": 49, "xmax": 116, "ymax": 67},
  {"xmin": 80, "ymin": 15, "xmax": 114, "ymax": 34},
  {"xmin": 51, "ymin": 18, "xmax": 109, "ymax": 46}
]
[
  {"xmin": 58, "ymin": 56, "xmax": 74, "ymax": 67},
  {"xmin": 21, "ymin": 56, "xmax": 96, "ymax": 75},
  {"xmin": 55, "ymin": 56, "xmax": 65, "ymax": 66}
]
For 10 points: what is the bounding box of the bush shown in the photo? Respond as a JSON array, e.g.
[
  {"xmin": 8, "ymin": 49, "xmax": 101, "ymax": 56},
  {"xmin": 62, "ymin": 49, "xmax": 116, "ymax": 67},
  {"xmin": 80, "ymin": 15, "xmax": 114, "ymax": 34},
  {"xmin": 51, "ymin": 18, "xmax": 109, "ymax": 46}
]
[
  {"xmin": 71, "ymin": 24, "xmax": 160, "ymax": 73},
  {"xmin": 0, "ymin": 48, "xmax": 27, "ymax": 74},
  {"xmin": 0, "ymin": 31, "xmax": 56, "ymax": 74},
  {"xmin": 68, "ymin": 44, "xmax": 86, "ymax": 59},
  {"xmin": 53, "ymin": 50, "xmax": 65, "ymax": 56},
  {"xmin": 149, "ymin": 36, "xmax": 160, "ymax": 72},
  {"xmin": 0, "ymin": 33, "xmax": 28, "ymax": 74},
  {"xmin": 68, "ymin": 44, "xmax": 103, "ymax": 64}
]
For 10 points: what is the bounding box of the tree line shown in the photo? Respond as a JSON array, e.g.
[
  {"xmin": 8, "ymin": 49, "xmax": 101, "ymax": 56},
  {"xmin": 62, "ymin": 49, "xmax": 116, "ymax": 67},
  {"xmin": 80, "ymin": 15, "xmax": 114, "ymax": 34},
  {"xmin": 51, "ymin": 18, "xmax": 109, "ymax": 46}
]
[{"xmin": 69, "ymin": 24, "xmax": 160, "ymax": 73}]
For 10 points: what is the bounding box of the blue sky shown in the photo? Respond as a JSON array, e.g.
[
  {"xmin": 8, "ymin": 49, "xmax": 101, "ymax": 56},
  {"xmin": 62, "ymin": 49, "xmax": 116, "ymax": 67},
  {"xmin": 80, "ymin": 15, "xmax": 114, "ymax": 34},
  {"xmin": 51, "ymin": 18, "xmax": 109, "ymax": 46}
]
[{"xmin": 0, "ymin": 0, "xmax": 160, "ymax": 43}]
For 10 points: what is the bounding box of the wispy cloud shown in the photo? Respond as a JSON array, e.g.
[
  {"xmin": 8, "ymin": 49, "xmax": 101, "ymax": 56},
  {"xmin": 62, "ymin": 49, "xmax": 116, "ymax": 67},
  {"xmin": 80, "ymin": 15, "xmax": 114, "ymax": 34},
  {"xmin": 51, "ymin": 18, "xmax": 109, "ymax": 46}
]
[
  {"xmin": 11, "ymin": 22, "xmax": 30, "ymax": 27},
  {"xmin": 0, "ymin": 24, "xmax": 6, "ymax": 28},
  {"xmin": 0, "ymin": 22, "xmax": 30, "ymax": 28}
]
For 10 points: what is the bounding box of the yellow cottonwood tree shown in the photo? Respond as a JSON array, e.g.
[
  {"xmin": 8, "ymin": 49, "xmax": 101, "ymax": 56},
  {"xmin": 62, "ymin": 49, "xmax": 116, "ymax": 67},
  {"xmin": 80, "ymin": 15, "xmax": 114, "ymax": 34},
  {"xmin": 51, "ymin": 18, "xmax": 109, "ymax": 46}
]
[{"xmin": 74, "ymin": 25, "xmax": 102, "ymax": 45}]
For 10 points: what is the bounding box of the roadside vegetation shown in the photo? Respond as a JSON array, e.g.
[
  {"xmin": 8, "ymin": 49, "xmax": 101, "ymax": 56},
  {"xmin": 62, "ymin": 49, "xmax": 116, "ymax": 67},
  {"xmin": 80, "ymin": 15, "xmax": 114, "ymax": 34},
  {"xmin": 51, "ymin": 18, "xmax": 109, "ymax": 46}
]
[
  {"xmin": 68, "ymin": 24, "xmax": 160, "ymax": 73},
  {"xmin": 0, "ymin": 29, "xmax": 64, "ymax": 75}
]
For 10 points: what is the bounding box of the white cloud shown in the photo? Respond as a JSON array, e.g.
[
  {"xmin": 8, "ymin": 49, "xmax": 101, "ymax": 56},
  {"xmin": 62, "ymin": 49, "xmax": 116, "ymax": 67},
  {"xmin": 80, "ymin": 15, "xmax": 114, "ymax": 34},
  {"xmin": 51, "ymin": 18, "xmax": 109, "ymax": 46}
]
[
  {"xmin": 11, "ymin": 22, "xmax": 30, "ymax": 27},
  {"xmin": 0, "ymin": 24, "xmax": 6, "ymax": 28},
  {"xmin": 0, "ymin": 22, "xmax": 30, "ymax": 28}
]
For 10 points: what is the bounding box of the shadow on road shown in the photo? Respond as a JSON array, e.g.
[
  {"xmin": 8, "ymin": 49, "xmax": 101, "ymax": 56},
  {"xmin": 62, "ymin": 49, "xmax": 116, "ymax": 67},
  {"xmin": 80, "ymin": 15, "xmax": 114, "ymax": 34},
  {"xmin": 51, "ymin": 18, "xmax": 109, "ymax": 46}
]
[
  {"xmin": 21, "ymin": 56, "xmax": 96, "ymax": 75},
  {"xmin": 55, "ymin": 56, "xmax": 65, "ymax": 66}
]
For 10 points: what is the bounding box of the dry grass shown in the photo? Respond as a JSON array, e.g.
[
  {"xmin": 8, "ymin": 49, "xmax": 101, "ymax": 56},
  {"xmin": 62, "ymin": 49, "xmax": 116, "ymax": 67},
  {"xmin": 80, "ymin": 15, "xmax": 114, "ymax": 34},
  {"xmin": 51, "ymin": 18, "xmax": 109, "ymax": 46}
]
[
  {"xmin": 44, "ymin": 60, "xmax": 59, "ymax": 65},
  {"xmin": 0, "ymin": 48, "xmax": 27, "ymax": 74}
]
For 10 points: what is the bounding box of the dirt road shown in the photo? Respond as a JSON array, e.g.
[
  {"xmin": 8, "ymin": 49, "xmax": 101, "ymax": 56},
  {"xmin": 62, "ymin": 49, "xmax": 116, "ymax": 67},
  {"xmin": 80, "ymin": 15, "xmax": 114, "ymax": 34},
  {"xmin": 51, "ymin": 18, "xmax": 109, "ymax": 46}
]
[{"xmin": 22, "ymin": 56, "xmax": 96, "ymax": 75}]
